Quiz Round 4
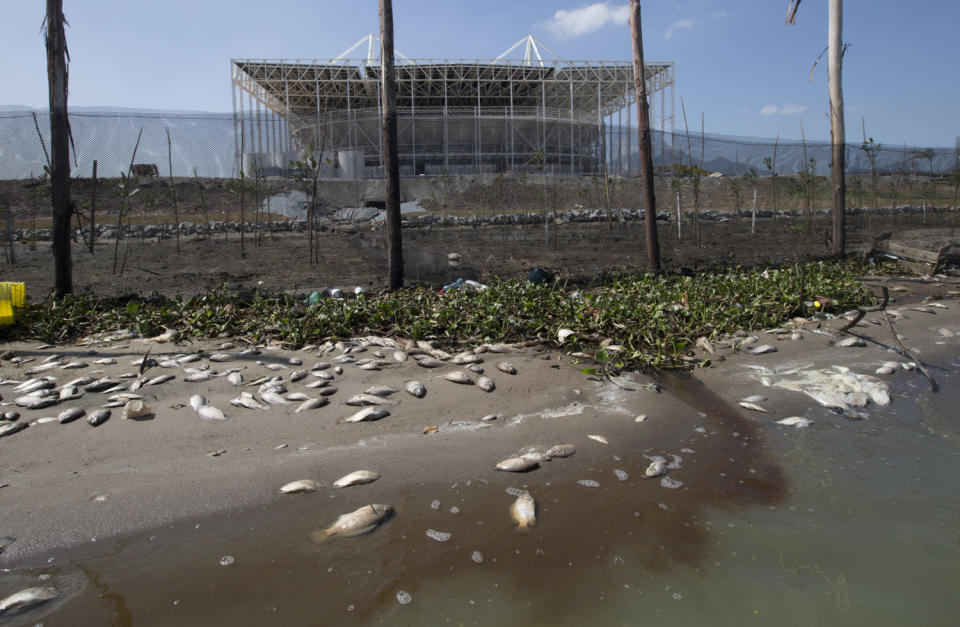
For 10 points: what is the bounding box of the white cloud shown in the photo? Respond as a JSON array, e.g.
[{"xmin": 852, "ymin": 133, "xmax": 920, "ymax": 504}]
[
  {"xmin": 711, "ymin": 9, "xmax": 727, "ymax": 19},
  {"xmin": 541, "ymin": 2, "xmax": 630, "ymax": 39},
  {"xmin": 760, "ymin": 103, "xmax": 808, "ymax": 116},
  {"xmin": 664, "ymin": 19, "xmax": 694, "ymax": 40}
]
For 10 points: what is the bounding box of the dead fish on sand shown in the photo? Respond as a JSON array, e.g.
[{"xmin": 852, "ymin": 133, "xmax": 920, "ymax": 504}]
[
  {"xmin": 0, "ymin": 586, "xmax": 59, "ymax": 616},
  {"xmin": 643, "ymin": 460, "xmax": 668, "ymax": 478},
  {"xmin": 333, "ymin": 470, "xmax": 381, "ymax": 489},
  {"xmin": 440, "ymin": 371, "xmax": 473, "ymax": 385},
  {"xmin": 836, "ymin": 337, "xmax": 866, "ymax": 348},
  {"xmin": 0, "ymin": 422, "xmax": 28, "ymax": 438},
  {"xmin": 587, "ymin": 434, "xmax": 609, "ymax": 445},
  {"xmin": 476, "ymin": 376, "xmax": 495, "ymax": 392},
  {"xmin": 510, "ymin": 492, "xmax": 537, "ymax": 531},
  {"xmin": 345, "ymin": 393, "xmax": 392, "ymax": 406},
  {"xmin": 189, "ymin": 394, "xmax": 207, "ymax": 411},
  {"xmin": 57, "ymin": 407, "xmax": 86, "ymax": 424},
  {"xmin": 86, "ymin": 409, "xmax": 111, "ymax": 426},
  {"xmin": 546, "ymin": 443, "xmax": 576, "ymax": 458},
  {"xmin": 295, "ymin": 397, "xmax": 329, "ymax": 412},
  {"xmin": 339, "ymin": 407, "xmax": 390, "ymax": 424},
  {"xmin": 776, "ymin": 416, "xmax": 812, "ymax": 428},
  {"xmin": 227, "ymin": 371, "xmax": 244, "ymax": 386},
  {"xmin": 738, "ymin": 401, "xmax": 768, "ymax": 413},
  {"xmin": 496, "ymin": 361, "xmax": 517, "ymax": 375},
  {"xmin": 496, "ymin": 457, "xmax": 539, "ymax": 472},
  {"xmin": 416, "ymin": 357, "xmax": 447, "ymax": 368},
  {"xmin": 364, "ymin": 385, "xmax": 397, "ymax": 397},
  {"xmin": 280, "ymin": 479, "xmax": 320, "ymax": 494},
  {"xmin": 309, "ymin": 504, "xmax": 394, "ymax": 544},
  {"xmin": 231, "ymin": 393, "xmax": 268, "ymax": 410},
  {"xmin": 404, "ymin": 380, "xmax": 426, "ymax": 398}
]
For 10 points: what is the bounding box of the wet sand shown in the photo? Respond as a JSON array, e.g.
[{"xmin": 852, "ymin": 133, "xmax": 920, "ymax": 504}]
[{"xmin": 1, "ymin": 279, "xmax": 958, "ymax": 624}]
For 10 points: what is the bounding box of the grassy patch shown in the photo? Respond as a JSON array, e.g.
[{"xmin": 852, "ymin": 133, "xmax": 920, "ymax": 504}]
[{"xmin": 1, "ymin": 261, "xmax": 877, "ymax": 370}]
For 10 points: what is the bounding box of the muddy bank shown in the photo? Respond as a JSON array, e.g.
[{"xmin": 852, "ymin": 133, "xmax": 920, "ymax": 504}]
[{"xmin": 0, "ymin": 283, "xmax": 957, "ymax": 624}]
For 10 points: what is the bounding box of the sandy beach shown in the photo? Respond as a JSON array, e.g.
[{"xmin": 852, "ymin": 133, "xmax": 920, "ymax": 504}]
[{"xmin": 1, "ymin": 275, "xmax": 958, "ymax": 623}]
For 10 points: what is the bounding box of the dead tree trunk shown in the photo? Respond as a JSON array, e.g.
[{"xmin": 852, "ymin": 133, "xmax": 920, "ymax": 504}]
[
  {"xmin": 380, "ymin": 0, "xmax": 403, "ymax": 288},
  {"xmin": 629, "ymin": 0, "xmax": 661, "ymax": 271},
  {"xmin": 46, "ymin": 0, "xmax": 72, "ymax": 296},
  {"xmin": 829, "ymin": 0, "xmax": 846, "ymax": 257}
]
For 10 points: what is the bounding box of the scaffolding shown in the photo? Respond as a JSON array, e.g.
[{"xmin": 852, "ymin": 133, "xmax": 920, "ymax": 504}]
[{"xmin": 231, "ymin": 35, "xmax": 675, "ymax": 178}]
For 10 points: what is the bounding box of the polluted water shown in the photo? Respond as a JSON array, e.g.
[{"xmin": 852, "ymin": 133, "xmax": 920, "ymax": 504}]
[{"xmin": 4, "ymin": 358, "xmax": 960, "ymax": 626}]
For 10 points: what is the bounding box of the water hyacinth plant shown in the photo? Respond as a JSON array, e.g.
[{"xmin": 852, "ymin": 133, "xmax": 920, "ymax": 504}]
[{"xmin": 3, "ymin": 261, "xmax": 876, "ymax": 370}]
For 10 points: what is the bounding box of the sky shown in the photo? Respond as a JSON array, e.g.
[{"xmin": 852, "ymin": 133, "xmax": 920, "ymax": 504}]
[{"xmin": 2, "ymin": 1, "xmax": 958, "ymax": 148}]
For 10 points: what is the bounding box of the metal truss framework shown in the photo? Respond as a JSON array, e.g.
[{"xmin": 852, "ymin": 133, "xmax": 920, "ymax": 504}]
[{"xmin": 231, "ymin": 35, "xmax": 675, "ymax": 177}]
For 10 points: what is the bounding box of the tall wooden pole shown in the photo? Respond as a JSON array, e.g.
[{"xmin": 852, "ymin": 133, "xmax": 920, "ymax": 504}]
[
  {"xmin": 828, "ymin": 0, "xmax": 845, "ymax": 257},
  {"xmin": 629, "ymin": 1, "xmax": 660, "ymax": 271},
  {"xmin": 46, "ymin": 0, "xmax": 72, "ymax": 295},
  {"xmin": 380, "ymin": 0, "xmax": 403, "ymax": 289}
]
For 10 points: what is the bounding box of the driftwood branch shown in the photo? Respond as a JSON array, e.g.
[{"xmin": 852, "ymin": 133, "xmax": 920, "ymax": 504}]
[
  {"xmin": 884, "ymin": 308, "xmax": 938, "ymax": 392},
  {"xmin": 837, "ymin": 285, "xmax": 888, "ymax": 333}
]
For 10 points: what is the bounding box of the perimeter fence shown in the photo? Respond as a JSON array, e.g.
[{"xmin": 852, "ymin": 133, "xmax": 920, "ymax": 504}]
[{"xmin": 1, "ymin": 109, "xmax": 958, "ymax": 300}]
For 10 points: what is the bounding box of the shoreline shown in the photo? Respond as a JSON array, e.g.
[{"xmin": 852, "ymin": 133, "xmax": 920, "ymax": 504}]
[{"xmin": 1, "ymin": 280, "xmax": 958, "ymax": 572}]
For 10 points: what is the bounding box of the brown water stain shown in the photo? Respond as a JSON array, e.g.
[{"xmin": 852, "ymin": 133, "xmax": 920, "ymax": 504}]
[{"xmin": 24, "ymin": 373, "xmax": 787, "ymax": 626}]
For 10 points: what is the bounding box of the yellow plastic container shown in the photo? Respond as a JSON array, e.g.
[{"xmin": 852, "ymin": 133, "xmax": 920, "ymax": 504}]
[{"xmin": 0, "ymin": 282, "xmax": 24, "ymax": 326}]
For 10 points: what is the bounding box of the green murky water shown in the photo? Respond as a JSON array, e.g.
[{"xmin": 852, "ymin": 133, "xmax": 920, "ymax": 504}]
[{"xmin": 3, "ymin": 355, "xmax": 959, "ymax": 626}]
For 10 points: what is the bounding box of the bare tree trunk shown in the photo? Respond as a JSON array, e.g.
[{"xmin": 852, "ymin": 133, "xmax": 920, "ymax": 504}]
[
  {"xmin": 380, "ymin": 0, "xmax": 403, "ymax": 288},
  {"xmin": 46, "ymin": 0, "xmax": 72, "ymax": 296},
  {"xmin": 629, "ymin": 0, "xmax": 660, "ymax": 271},
  {"xmin": 89, "ymin": 160, "xmax": 96, "ymax": 253},
  {"xmin": 829, "ymin": 0, "xmax": 846, "ymax": 256}
]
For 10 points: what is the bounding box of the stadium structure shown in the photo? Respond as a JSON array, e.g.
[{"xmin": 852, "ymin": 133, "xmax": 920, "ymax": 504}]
[{"xmin": 231, "ymin": 35, "xmax": 674, "ymax": 179}]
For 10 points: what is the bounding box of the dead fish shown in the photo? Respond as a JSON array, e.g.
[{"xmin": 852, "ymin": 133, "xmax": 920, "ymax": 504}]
[
  {"xmin": 416, "ymin": 357, "xmax": 447, "ymax": 368},
  {"xmin": 339, "ymin": 407, "xmax": 390, "ymax": 424},
  {"xmin": 189, "ymin": 394, "xmax": 206, "ymax": 411},
  {"xmin": 309, "ymin": 504, "xmax": 394, "ymax": 544},
  {"xmin": 776, "ymin": 416, "xmax": 812, "ymax": 428},
  {"xmin": 289, "ymin": 370, "xmax": 308, "ymax": 382},
  {"xmin": 227, "ymin": 371, "xmax": 243, "ymax": 386},
  {"xmin": 285, "ymin": 392, "xmax": 311, "ymax": 401},
  {"xmin": 741, "ymin": 395, "xmax": 767, "ymax": 404},
  {"xmin": 333, "ymin": 366, "xmax": 343, "ymax": 375},
  {"xmin": 57, "ymin": 407, "xmax": 86, "ymax": 424},
  {"xmin": 208, "ymin": 353, "xmax": 233, "ymax": 362},
  {"xmin": 197, "ymin": 404, "xmax": 226, "ymax": 421},
  {"xmin": 280, "ymin": 479, "xmax": 320, "ymax": 494},
  {"xmin": 440, "ymin": 371, "xmax": 473, "ymax": 385},
  {"xmin": 177, "ymin": 354, "xmax": 201, "ymax": 364},
  {"xmin": 185, "ymin": 372, "xmax": 213, "ymax": 383},
  {"xmin": 151, "ymin": 328, "xmax": 180, "ymax": 343},
  {"xmin": 295, "ymin": 397, "xmax": 329, "ymax": 412},
  {"xmin": 311, "ymin": 371, "xmax": 334, "ymax": 380},
  {"xmin": 738, "ymin": 401, "xmax": 768, "ymax": 413},
  {"xmin": 122, "ymin": 400, "xmax": 153, "ymax": 420},
  {"xmin": 0, "ymin": 422, "xmax": 28, "ymax": 438},
  {"xmin": 836, "ymin": 337, "xmax": 866, "ymax": 348},
  {"xmin": 86, "ymin": 409, "xmax": 111, "ymax": 426},
  {"xmin": 345, "ymin": 393, "xmax": 391, "ymax": 407},
  {"xmin": 288, "ymin": 357, "xmax": 303, "ymax": 366},
  {"xmin": 510, "ymin": 493, "xmax": 537, "ymax": 530},
  {"xmin": 58, "ymin": 385, "xmax": 80, "ymax": 401},
  {"xmin": 496, "ymin": 457, "xmax": 539, "ymax": 472},
  {"xmin": 587, "ymin": 434, "xmax": 609, "ymax": 445},
  {"xmin": 312, "ymin": 361, "xmax": 332, "ymax": 371},
  {"xmin": 496, "ymin": 361, "xmax": 517, "ymax": 375},
  {"xmin": 468, "ymin": 364, "xmax": 484, "ymax": 374},
  {"xmin": 876, "ymin": 362, "xmax": 900, "ymax": 375},
  {"xmin": 15, "ymin": 378, "xmax": 56, "ymax": 394},
  {"xmin": 404, "ymin": 380, "xmax": 426, "ymax": 398},
  {"xmin": 749, "ymin": 344, "xmax": 777, "ymax": 355},
  {"xmin": 643, "ymin": 460, "xmax": 668, "ymax": 478},
  {"xmin": 333, "ymin": 470, "xmax": 381, "ymax": 489},
  {"xmin": 25, "ymin": 362, "xmax": 63, "ymax": 376},
  {"xmin": 392, "ymin": 351, "xmax": 407, "ymax": 363},
  {"xmin": 146, "ymin": 373, "xmax": 175, "ymax": 386},
  {"xmin": 546, "ymin": 443, "xmax": 576, "ymax": 459},
  {"xmin": 93, "ymin": 358, "xmax": 117, "ymax": 365},
  {"xmin": 25, "ymin": 396, "xmax": 59, "ymax": 410},
  {"xmin": 60, "ymin": 360, "xmax": 88, "ymax": 369},
  {"xmin": 0, "ymin": 586, "xmax": 59, "ymax": 616},
  {"xmin": 317, "ymin": 387, "xmax": 339, "ymax": 397},
  {"xmin": 480, "ymin": 414, "xmax": 501, "ymax": 422},
  {"xmin": 476, "ymin": 376, "xmax": 495, "ymax": 392},
  {"xmin": 260, "ymin": 389, "xmax": 291, "ymax": 405},
  {"xmin": 305, "ymin": 379, "xmax": 331, "ymax": 389},
  {"xmin": 452, "ymin": 352, "xmax": 483, "ymax": 365},
  {"xmin": 231, "ymin": 394, "xmax": 268, "ymax": 410},
  {"xmin": 364, "ymin": 385, "xmax": 397, "ymax": 397},
  {"xmin": 357, "ymin": 362, "xmax": 382, "ymax": 371}
]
